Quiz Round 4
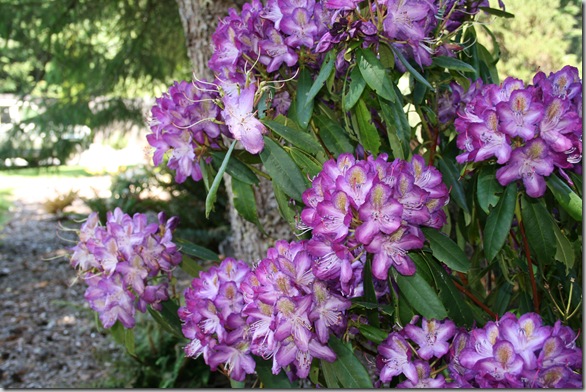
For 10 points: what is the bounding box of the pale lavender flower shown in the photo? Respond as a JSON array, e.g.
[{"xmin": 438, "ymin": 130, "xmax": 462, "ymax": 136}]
[
  {"xmin": 403, "ymin": 317, "xmax": 456, "ymax": 360},
  {"xmin": 377, "ymin": 332, "xmax": 418, "ymax": 383}
]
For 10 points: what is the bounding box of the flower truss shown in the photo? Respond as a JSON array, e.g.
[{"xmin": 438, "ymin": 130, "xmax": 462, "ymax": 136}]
[{"xmin": 70, "ymin": 208, "xmax": 181, "ymax": 328}]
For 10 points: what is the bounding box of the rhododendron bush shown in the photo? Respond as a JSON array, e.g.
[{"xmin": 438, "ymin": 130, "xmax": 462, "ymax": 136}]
[{"xmin": 70, "ymin": 0, "xmax": 583, "ymax": 388}]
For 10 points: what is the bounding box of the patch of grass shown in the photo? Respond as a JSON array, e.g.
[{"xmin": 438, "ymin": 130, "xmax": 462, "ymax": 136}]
[
  {"xmin": 0, "ymin": 188, "xmax": 13, "ymax": 229},
  {"xmin": 0, "ymin": 165, "xmax": 93, "ymax": 178}
]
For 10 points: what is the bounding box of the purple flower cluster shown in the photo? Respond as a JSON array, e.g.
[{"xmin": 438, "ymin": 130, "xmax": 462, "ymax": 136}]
[
  {"xmin": 70, "ymin": 208, "xmax": 181, "ymax": 329},
  {"xmin": 377, "ymin": 313, "xmax": 582, "ymax": 388},
  {"xmin": 147, "ymin": 80, "xmax": 225, "ymax": 183},
  {"xmin": 178, "ymin": 258, "xmax": 256, "ymax": 382},
  {"xmin": 301, "ymin": 153, "xmax": 449, "ymax": 294},
  {"xmin": 178, "ymin": 240, "xmax": 351, "ymax": 381},
  {"xmin": 454, "ymin": 66, "xmax": 583, "ymax": 197},
  {"xmin": 242, "ymin": 240, "xmax": 350, "ymax": 379}
]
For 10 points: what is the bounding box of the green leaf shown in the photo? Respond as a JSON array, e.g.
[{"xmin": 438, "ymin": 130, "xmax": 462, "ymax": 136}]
[
  {"xmin": 232, "ymin": 177, "xmax": 266, "ymax": 234},
  {"xmin": 477, "ymin": 166, "xmax": 503, "ymax": 214},
  {"xmin": 322, "ymin": 336, "xmax": 373, "ymax": 388},
  {"xmin": 305, "ymin": 51, "xmax": 335, "ymax": 107},
  {"xmin": 230, "ymin": 379, "xmax": 246, "ymax": 388},
  {"xmin": 378, "ymin": 95, "xmax": 410, "ymax": 160},
  {"xmin": 437, "ymin": 156, "xmax": 469, "ymax": 214},
  {"xmin": 289, "ymin": 147, "xmax": 323, "ymax": 178},
  {"xmin": 260, "ymin": 136, "xmax": 308, "ymax": 202},
  {"xmin": 254, "ymin": 356, "xmax": 294, "ymax": 388},
  {"xmin": 421, "ymin": 227, "xmax": 470, "ymax": 272},
  {"xmin": 295, "ymin": 67, "xmax": 314, "ymax": 130},
  {"xmin": 176, "ymin": 239, "xmax": 220, "ymax": 261},
  {"xmin": 551, "ymin": 221, "xmax": 575, "ymax": 272},
  {"xmin": 483, "ymin": 183, "xmax": 516, "ymax": 262},
  {"xmin": 546, "ymin": 175, "xmax": 583, "ymax": 221},
  {"xmin": 389, "ymin": 44, "xmax": 434, "ymax": 90},
  {"xmin": 273, "ymin": 182, "xmax": 298, "ymax": 229},
  {"xmin": 206, "ymin": 140, "xmax": 236, "ymax": 218},
  {"xmin": 363, "ymin": 259, "xmax": 380, "ymax": 328},
  {"xmin": 314, "ymin": 114, "xmax": 355, "ymax": 156},
  {"xmin": 419, "ymin": 254, "xmax": 476, "ymax": 326},
  {"xmin": 358, "ymin": 324, "xmax": 388, "ymax": 345},
  {"xmin": 262, "ymin": 118, "xmax": 322, "ymax": 155},
  {"xmin": 479, "ymin": 6, "xmax": 515, "ymax": 18},
  {"xmin": 179, "ymin": 255, "xmax": 204, "ymax": 277},
  {"xmin": 356, "ymin": 48, "xmax": 397, "ymax": 102},
  {"xmin": 147, "ymin": 301, "xmax": 184, "ymax": 339},
  {"xmin": 211, "ymin": 151, "xmax": 259, "ymax": 185},
  {"xmin": 354, "ymin": 98, "xmax": 381, "ymax": 156},
  {"xmin": 344, "ymin": 66, "xmax": 366, "ymax": 111},
  {"xmin": 520, "ymin": 195, "xmax": 556, "ymax": 266},
  {"xmin": 432, "ymin": 56, "xmax": 477, "ymax": 73},
  {"xmin": 393, "ymin": 268, "xmax": 448, "ymax": 320}
]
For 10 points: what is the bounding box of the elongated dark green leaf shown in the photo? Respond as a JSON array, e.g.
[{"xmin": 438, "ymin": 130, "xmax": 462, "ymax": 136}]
[
  {"xmin": 389, "ymin": 44, "xmax": 433, "ymax": 90},
  {"xmin": 546, "ymin": 175, "xmax": 583, "ymax": 221},
  {"xmin": 437, "ymin": 156, "xmax": 469, "ymax": 214},
  {"xmin": 230, "ymin": 379, "xmax": 246, "ymax": 388},
  {"xmin": 363, "ymin": 259, "xmax": 380, "ymax": 328},
  {"xmin": 477, "ymin": 166, "xmax": 503, "ymax": 214},
  {"xmin": 295, "ymin": 67, "xmax": 314, "ymax": 130},
  {"xmin": 211, "ymin": 150, "xmax": 259, "ymax": 185},
  {"xmin": 206, "ymin": 140, "xmax": 236, "ymax": 217},
  {"xmin": 148, "ymin": 301, "xmax": 184, "ymax": 338},
  {"xmin": 421, "ymin": 227, "xmax": 470, "ymax": 272},
  {"xmin": 262, "ymin": 119, "xmax": 322, "ymax": 155},
  {"xmin": 344, "ymin": 66, "xmax": 366, "ymax": 111},
  {"xmin": 322, "ymin": 336, "xmax": 373, "ymax": 388},
  {"xmin": 483, "ymin": 183, "xmax": 516, "ymax": 262},
  {"xmin": 432, "ymin": 56, "xmax": 477, "ymax": 73},
  {"xmin": 176, "ymin": 239, "xmax": 220, "ymax": 261},
  {"xmin": 314, "ymin": 114, "xmax": 354, "ymax": 155},
  {"xmin": 305, "ymin": 51, "xmax": 335, "ymax": 107},
  {"xmin": 254, "ymin": 356, "xmax": 294, "ymax": 388},
  {"xmin": 479, "ymin": 6, "xmax": 515, "ymax": 18},
  {"xmin": 289, "ymin": 147, "xmax": 323, "ymax": 178},
  {"xmin": 358, "ymin": 324, "xmax": 388, "ymax": 345},
  {"xmin": 419, "ymin": 254, "xmax": 475, "ymax": 326},
  {"xmin": 273, "ymin": 182, "xmax": 298, "ymax": 229},
  {"xmin": 110, "ymin": 321, "xmax": 135, "ymax": 355},
  {"xmin": 477, "ymin": 42, "xmax": 499, "ymax": 84},
  {"xmin": 179, "ymin": 255, "xmax": 204, "ymax": 277},
  {"xmin": 521, "ymin": 196, "xmax": 556, "ymax": 266},
  {"xmin": 356, "ymin": 48, "xmax": 396, "ymax": 102},
  {"xmin": 552, "ymin": 221, "xmax": 575, "ymax": 272},
  {"xmin": 393, "ymin": 268, "xmax": 448, "ymax": 320},
  {"xmin": 378, "ymin": 95, "xmax": 410, "ymax": 160},
  {"xmin": 232, "ymin": 177, "xmax": 265, "ymax": 234},
  {"xmin": 354, "ymin": 98, "xmax": 381, "ymax": 156},
  {"xmin": 260, "ymin": 137, "xmax": 308, "ymax": 202}
]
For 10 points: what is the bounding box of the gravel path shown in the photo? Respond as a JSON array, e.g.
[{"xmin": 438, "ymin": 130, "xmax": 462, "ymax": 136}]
[{"xmin": 0, "ymin": 176, "xmax": 123, "ymax": 388}]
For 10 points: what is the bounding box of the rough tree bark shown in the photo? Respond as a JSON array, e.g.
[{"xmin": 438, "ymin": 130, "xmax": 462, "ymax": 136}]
[{"xmin": 175, "ymin": 0, "xmax": 294, "ymax": 263}]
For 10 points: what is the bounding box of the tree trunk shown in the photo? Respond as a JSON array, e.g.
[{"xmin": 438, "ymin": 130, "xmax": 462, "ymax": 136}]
[{"xmin": 175, "ymin": 0, "xmax": 294, "ymax": 263}]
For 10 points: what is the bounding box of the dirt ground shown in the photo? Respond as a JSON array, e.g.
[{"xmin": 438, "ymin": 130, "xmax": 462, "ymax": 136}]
[{"xmin": 0, "ymin": 175, "xmax": 126, "ymax": 388}]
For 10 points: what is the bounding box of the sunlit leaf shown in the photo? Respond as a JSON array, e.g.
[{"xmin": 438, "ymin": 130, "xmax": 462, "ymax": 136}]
[
  {"xmin": 205, "ymin": 140, "xmax": 236, "ymax": 217},
  {"xmin": 356, "ymin": 48, "xmax": 397, "ymax": 102},
  {"xmin": 260, "ymin": 137, "xmax": 308, "ymax": 202},
  {"xmin": 546, "ymin": 175, "xmax": 583, "ymax": 221}
]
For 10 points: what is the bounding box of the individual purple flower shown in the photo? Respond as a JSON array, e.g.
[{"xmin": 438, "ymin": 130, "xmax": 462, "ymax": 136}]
[
  {"xmin": 377, "ymin": 332, "xmax": 418, "ymax": 383},
  {"xmin": 474, "ymin": 340, "xmax": 525, "ymax": 385},
  {"xmin": 496, "ymin": 138, "xmax": 554, "ymax": 197},
  {"xmin": 396, "ymin": 360, "xmax": 446, "ymax": 388},
  {"xmin": 366, "ymin": 226, "xmax": 422, "ymax": 278},
  {"xmin": 496, "ymin": 89, "xmax": 544, "ymax": 140},
  {"xmin": 355, "ymin": 183, "xmax": 403, "ymax": 245},
  {"xmin": 403, "ymin": 317, "xmax": 456, "ymax": 360},
  {"xmin": 221, "ymin": 83, "xmax": 268, "ymax": 154},
  {"xmin": 84, "ymin": 273, "xmax": 136, "ymax": 329},
  {"xmin": 498, "ymin": 312, "xmax": 552, "ymax": 370}
]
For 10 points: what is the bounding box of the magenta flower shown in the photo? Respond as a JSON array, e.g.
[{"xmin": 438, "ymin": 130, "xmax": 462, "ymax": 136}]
[
  {"xmin": 403, "ymin": 317, "xmax": 456, "ymax": 360},
  {"xmin": 355, "ymin": 183, "xmax": 402, "ymax": 245},
  {"xmin": 366, "ymin": 226, "xmax": 422, "ymax": 278},
  {"xmin": 222, "ymin": 83, "xmax": 267, "ymax": 154},
  {"xmin": 496, "ymin": 89, "xmax": 544, "ymax": 140},
  {"xmin": 84, "ymin": 273, "xmax": 136, "ymax": 329},
  {"xmin": 474, "ymin": 340, "xmax": 525, "ymax": 383},
  {"xmin": 396, "ymin": 360, "xmax": 446, "ymax": 388},
  {"xmin": 496, "ymin": 138, "xmax": 554, "ymax": 197},
  {"xmin": 377, "ymin": 332, "xmax": 418, "ymax": 383}
]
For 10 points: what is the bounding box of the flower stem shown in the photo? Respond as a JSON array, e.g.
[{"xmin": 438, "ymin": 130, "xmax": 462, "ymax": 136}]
[{"xmin": 452, "ymin": 280, "xmax": 498, "ymax": 319}]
